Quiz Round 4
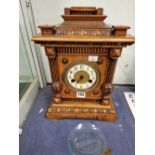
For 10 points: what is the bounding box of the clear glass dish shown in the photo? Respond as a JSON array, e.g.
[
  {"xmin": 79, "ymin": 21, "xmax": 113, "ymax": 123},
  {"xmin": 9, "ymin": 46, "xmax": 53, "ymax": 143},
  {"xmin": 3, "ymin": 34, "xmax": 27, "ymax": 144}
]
[{"xmin": 68, "ymin": 123, "xmax": 106, "ymax": 155}]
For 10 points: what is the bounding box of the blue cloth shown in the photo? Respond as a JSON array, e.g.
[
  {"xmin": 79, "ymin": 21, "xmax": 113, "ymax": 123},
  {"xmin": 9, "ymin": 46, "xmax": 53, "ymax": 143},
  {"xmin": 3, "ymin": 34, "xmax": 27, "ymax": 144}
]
[{"xmin": 19, "ymin": 87, "xmax": 135, "ymax": 155}]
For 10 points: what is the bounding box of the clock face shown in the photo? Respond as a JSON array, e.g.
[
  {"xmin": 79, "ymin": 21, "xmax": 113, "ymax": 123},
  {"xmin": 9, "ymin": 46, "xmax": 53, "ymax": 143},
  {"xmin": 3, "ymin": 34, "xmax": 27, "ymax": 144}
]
[{"xmin": 66, "ymin": 63, "xmax": 99, "ymax": 91}]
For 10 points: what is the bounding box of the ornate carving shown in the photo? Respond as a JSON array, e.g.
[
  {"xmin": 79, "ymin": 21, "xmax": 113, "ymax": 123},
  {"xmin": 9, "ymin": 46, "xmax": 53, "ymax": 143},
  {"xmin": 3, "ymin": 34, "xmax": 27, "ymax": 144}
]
[
  {"xmin": 106, "ymin": 57, "xmax": 118, "ymax": 83},
  {"xmin": 46, "ymin": 94, "xmax": 117, "ymax": 121},
  {"xmin": 62, "ymin": 58, "xmax": 69, "ymax": 64},
  {"xmin": 32, "ymin": 6, "xmax": 134, "ymax": 122},
  {"xmin": 103, "ymin": 83, "xmax": 113, "ymax": 95},
  {"xmin": 102, "ymin": 83, "xmax": 113, "ymax": 104},
  {"xmin": 61, "ymin": 97, "xmax": 102, "ymax": 102},
  {"xmin": 45, "ymin": 47, "xmax": 59, "ymax": 82},
  {"xmin": 64, "ymin": 7, "xmax": 103, "ymax": 16},
  {"xmin": 34, "ymin": 41, "xmax": 133, "ymax": 47},
  {"xmin": 56, "ymin": 29, "xmax": 111, "ymax": 36},
  {"xmin": 48, "ymin": 106, "xmax": 110, "ymax": 114},
  {"xmin": 102, "ymin": 49, "xmax": 119, "ymax": 104},
  {"xmin": 51, "ymin": 82, "xmax": 63, "ymax": 103},
  {"xmin": 110, "ymin": 48, "xmax": 122, "ymax": 60},
  {"xmin": 57, "ymin": 47, "xmax": 108, "ymax": 55},
  {"xmin": 49, "ymin": 59, "xmax": 59, "ymax": 82},
  {"xmin": 45, "ymin": 47, "xmax": 56, "ymax": 59}
]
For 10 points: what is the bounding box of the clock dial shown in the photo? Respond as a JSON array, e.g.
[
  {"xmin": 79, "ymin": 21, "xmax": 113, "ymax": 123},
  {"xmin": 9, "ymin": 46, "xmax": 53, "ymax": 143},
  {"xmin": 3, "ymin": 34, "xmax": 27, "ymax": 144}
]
[{"xmin": 66, "ymin": 63, "xmax": 99, "ymax": 91}]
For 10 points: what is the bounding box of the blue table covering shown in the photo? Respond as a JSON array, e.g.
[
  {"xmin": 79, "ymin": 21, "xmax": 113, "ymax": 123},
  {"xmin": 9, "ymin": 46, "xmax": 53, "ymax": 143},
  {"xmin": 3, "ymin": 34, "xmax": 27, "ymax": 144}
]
[{"xmin": 19, "ymin": 87, "xmax": 135, "ymax": 155}]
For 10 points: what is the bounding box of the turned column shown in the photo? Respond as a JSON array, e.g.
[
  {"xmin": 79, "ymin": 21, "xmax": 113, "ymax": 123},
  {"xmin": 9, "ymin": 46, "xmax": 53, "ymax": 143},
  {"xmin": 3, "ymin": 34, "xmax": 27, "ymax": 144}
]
[
  {"xmin": 45, "ymin": 47, "xmax": 62, "ymax": 103},
  {"xmin": 102, "ymin": 48, "xmax": 122, "ymax": 104}
]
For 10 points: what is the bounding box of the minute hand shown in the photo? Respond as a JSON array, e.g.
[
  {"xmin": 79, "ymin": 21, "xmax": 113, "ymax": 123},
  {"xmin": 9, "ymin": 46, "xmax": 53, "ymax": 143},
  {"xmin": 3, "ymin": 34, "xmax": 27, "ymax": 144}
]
[{"xmin": 77, "ymin": 75, "xmax": 84, "ymax": 83}]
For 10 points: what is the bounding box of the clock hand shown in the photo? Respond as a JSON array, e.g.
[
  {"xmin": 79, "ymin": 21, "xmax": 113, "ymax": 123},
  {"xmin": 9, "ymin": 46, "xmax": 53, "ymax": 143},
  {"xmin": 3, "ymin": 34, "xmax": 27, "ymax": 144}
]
[{"xmin": 77, "ymin": 75, "xmax": 84, "ymax": 83}]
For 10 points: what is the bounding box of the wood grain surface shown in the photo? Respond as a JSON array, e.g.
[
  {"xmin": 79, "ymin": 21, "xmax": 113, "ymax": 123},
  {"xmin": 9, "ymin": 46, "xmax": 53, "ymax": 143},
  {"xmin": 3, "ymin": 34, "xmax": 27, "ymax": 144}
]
[{"xmin": 32, "ymin": 6, "xmax": 135, "ymax": 121}]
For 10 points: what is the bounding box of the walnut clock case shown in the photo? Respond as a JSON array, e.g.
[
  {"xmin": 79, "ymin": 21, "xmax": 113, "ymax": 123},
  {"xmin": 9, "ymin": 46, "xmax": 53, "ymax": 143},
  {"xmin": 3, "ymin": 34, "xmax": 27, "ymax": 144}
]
[{"xmin": 32, "ymin": 7, "xmax": 135, "ymax": 121}]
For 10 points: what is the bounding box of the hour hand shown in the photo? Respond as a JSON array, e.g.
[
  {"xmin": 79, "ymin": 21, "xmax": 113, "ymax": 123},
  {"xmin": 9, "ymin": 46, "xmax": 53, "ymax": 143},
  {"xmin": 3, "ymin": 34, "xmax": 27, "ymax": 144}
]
[{"xmin": 77, "ymin": 75, "xmax": 84, "ymax": 83}]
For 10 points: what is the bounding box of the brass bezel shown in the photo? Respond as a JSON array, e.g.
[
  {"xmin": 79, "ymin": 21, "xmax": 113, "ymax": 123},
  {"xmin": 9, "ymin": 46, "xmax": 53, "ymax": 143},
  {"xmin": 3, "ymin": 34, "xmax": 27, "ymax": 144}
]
[{"xmin": 63, "ymin": 61, "xmax": 100, "ymax": 92}]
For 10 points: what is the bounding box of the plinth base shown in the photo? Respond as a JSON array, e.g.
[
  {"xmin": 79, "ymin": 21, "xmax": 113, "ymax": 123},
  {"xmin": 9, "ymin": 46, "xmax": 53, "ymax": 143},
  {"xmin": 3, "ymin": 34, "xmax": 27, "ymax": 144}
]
[{"xmin": 46, "ymin": 97, "xmax": 117, "ymax": 121}]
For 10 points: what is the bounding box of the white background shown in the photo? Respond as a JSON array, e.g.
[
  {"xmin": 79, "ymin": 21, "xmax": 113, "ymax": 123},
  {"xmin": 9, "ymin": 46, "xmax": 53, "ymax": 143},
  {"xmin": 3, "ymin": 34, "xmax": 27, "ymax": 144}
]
[
  {"xmin": 1, "ymin": 1, "xmax": 155, "ymax": 155},
  {"xmin": 31, "ymin": 0, "xmax": 135, "ymax": 84}
]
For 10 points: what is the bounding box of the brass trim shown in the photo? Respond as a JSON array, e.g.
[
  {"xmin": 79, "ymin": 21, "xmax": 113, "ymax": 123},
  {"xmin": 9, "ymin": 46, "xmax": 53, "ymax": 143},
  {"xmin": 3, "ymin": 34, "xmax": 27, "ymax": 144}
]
[{"xmin": 63, "ymin": 61, "xmax": 100, "ymax": 92}]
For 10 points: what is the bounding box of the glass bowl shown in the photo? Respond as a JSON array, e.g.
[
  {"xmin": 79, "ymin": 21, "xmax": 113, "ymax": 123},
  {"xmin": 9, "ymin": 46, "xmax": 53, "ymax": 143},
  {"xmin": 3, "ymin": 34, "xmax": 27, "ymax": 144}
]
[{"xmin": 68, "ymin": 123, "xmax": 106, "ymax": 155}]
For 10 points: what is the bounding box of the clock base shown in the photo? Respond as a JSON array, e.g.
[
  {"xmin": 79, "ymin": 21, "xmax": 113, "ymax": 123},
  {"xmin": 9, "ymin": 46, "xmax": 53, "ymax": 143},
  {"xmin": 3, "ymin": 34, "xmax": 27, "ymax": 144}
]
[{"xmin": 46, "ymin": 96, "xmax": 117, "ymax": 121}]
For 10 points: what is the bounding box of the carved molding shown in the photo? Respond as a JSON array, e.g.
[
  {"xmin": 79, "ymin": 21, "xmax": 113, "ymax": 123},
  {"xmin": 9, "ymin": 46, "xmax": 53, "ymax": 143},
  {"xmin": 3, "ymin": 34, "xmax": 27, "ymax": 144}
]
[
  {"xmin": 102, "ymin": 83, "xmax": 113, "ymax": 104},
  {"xmin": 106, "ymin": 60, "xmax": 117, "ymax": 83},
  {"xmin": 37, "ymin": 41, "xmax": 133, "ymax": 47},
  {"xmin": 49, "ymin": 59, "xmax": 59, "ymax": 82},
  {"xmin": 102, "ymin": 49, "xmax": 118, "ymax": 104},
  {"xmin": 102, "ymin": 83, "xmax": 113, "ymax": 96},
  {"xmin": 110, "ymin": 48, "xmax": 122, "ymax": 60},
  {"xmin": 45, "ymin": 47, "xmax": 56, "ymax": 59},
  {"xmin": 56, "ymin": 29, "xmax": 111, "ymax": 36},
  {"xmin": 48, "ymin": 106, "xmax": 111, "ymax": 114},
  {"xmin": 52, "ymin": 82, "xmax": 63, "ymax": 94},
  {"xmin": 101, "ymin": 49, "xmax": 122, "ymax": 104},
  {"xmin": 51, "ymin": 82, "xmax": 63, "ymax": 104},
  {"xmin": 57, "ymin": 47, "xmax": 108, "ymax": 55},
  {"xmin": 45, "ymin": 47, "xmax": 59, "ymax": 82},
  {"xmin": 61, "ymin": 97, "xmax": 102, "ymax": 102},
  {"xmin": 64, "ymin": 7, "xmax": 104, "ymax": 16}
]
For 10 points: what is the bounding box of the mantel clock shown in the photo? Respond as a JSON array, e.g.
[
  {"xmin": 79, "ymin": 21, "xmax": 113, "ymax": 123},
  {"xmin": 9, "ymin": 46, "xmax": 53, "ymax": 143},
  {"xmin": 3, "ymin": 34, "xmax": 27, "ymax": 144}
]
[{"xmin": 32, "ymin": 7, "xmax": 135, "ymax": 121}]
